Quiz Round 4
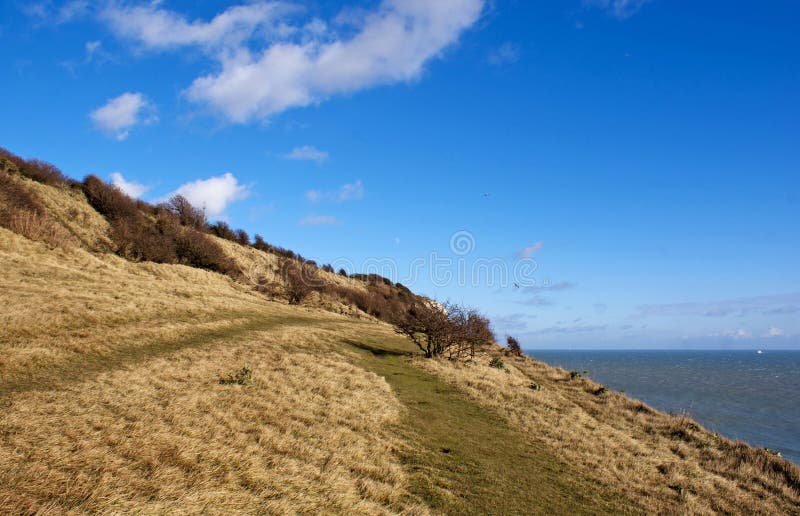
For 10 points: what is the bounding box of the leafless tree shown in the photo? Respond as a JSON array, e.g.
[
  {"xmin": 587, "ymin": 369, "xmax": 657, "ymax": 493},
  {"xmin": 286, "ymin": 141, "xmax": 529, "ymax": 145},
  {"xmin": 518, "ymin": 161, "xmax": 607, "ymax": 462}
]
[
  {"xmin": 165, "ymin": 195, "xmax": 206, "ymax": 230},
  {"xmin": 506, "ymin": 335, "xmax": 523, "ymax": 356},
  {"xmin": 393, "ymin": 301, "xmax": 493, "ymax": 359}
]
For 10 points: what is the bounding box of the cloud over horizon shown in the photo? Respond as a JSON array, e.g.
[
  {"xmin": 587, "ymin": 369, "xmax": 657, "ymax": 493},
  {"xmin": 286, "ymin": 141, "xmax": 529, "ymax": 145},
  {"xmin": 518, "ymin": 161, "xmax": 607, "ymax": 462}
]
[{"xmin": 637, "ymin": 292, "xmax": 800, "ymax": 318}]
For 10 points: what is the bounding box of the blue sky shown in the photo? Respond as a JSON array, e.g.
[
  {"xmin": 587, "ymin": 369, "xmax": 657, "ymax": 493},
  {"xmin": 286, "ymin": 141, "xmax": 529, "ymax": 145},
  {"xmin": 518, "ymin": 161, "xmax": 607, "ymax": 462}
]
[{"xmin": 2, "ymin": 0, "xmax": 799, "ymax": 349}]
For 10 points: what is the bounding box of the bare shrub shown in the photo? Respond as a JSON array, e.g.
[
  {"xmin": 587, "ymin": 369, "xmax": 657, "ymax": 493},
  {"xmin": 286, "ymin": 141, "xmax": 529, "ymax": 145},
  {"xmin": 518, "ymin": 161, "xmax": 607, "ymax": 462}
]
[
  {"xmin": 506, "ymin": 335, "xmax": 523, "ymax": 356},
  {"xmin": 280, "ymin": 258, "xmax": 317, "ymax": 304},
  {"xmin": 235, "ymin": 229, "xmax": 250, "ymax": 246},
  {"xmin": 392, "ymin": 301, "xmax": 493, "ymax": 358},
  {"xmin": 219, "ymin": 366, "xmax": 253, "ymax": 386},
  {"xmin": 82, "ymin": 175, "xmax": 140, "ymax": 221},
  {"xmin": 210, "ymin": 221, "xmax": 238, "ymax": 241},
  {"xmin": 164, "ymin": 195, "xmax": 207, "ymax": 230},
  {"xmin": 174, "ymin": 226, "xmax": 236, "ymax": 275}
]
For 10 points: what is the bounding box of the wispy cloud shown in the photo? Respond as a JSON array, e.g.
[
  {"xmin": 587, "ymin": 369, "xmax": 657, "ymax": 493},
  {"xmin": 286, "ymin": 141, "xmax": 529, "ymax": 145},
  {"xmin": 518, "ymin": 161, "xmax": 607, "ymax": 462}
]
[
  {"xmin": 299, "ymin": 215, "xmax": 338, "ymax": 226},
  {"xmin": 109, "ymin": 172, "xmax": 148, "ymax": 198},
  {"xmin": 517, "ymin": 241, "xmax": 543, "ymax": 259},
  {"xmin": 168, "ymin": 173, "xmax": 250, "ymax": 217},
  {"xmin": 637, "ymin": 292, "xmax": 800, "ymax": 318},
  {"xmin": 525, "ymin": 324, "xmax": 608, "ymax": 336},
  {"xmin": 493, "ymin": 313, "xmax": 532, "ymax": 332},
  {"xmin": 708, "ymin": 328, "xmax": 752, "ymax": 340},
  {"xmin": 23, "ymin": 0, "xmax": 90, "ymax": 25},
  {"xmin": 99, "ymin": 2, "xmax": 295, "ymax": 51},
  {"xmin": 282, "ymin": 145, "xmax": 329, "ymax": 164},
  {"xmin": 99, "ymin": 0, "xmax": 485, "ymax": 122},
  {"xmin": 523, "ymin": 281, "xmax": 574, "ymax": 293},
  {"xmin": 517, "ymin": 295, "xmax": 555, "ymax": 307},
  {"xmin": 487, "ymin": 42, "xmax": 520, "ymax": 66},
  {"xmin": 585, "ymin": 0, "xmax": 651, "ymax": 19},
  {"xmin": 61, "ymin": 40, "xmax": 112, "ymax": 76},
  {"xmin": 764, "ymin": 327, "xmax": 785, "ymax": 338},
  {"xmin": 90, "ymin": 92, "xmax": 157, "ymax": 141},
  {"xmin": 306, "ymin": 180, "xmax": 364, "ymax": 203}
]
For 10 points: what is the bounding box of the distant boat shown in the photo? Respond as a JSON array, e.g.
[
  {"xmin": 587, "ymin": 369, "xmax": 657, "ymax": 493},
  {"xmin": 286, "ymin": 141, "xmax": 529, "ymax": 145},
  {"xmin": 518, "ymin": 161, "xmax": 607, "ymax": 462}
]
[{"xmin": 757, "ymin": 350, "xmax": 763, "ymax": 354}]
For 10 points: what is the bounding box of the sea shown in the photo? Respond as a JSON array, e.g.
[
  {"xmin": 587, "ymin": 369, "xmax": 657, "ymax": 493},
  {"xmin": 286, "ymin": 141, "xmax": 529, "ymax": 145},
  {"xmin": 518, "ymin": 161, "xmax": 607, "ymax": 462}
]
[{"xmin": 525, "ymin": 350, "xmax": 800, "ymax": 464}]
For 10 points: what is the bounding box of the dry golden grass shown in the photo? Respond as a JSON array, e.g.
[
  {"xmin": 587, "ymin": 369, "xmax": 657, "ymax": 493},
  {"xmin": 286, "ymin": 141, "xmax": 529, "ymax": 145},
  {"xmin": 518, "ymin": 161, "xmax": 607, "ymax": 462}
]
[
  {"xmin": 214, "ymin": 235, "xmax": 366, "ymax": 292},
  {"xmin": 23, "ymin": 177, "xmax": 114, "ymax": 252},
  {"xmin": 417, "ymin": 350, "xmax": 800, "ymax": 514},
  {"xmin": 0, "ymin": 227, "xmax": 430, "ymax": 514},
  {"xmin": 214, "ymin": 235, "xmax": 371, "ymax": 318},
  {"xmin": 0, "ymin": 227, "xmax": 282, "ymax": 382},
  {"xmin": 0, "ymin": 335, "xmax": 418, "ymax": 514}
]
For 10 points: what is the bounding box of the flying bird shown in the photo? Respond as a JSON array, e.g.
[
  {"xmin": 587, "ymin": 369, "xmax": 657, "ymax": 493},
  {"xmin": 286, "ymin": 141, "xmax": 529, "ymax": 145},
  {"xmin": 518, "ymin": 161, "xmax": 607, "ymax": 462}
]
[{"xmin": 483, "ymin": 193, "xmax": 493, "ymax": 198}]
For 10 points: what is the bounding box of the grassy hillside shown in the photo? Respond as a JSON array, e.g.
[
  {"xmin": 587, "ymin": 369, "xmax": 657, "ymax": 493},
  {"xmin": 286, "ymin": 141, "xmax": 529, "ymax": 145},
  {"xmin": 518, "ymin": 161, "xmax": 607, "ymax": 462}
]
[{"xmin": 1, "ymin": 152, "xmax": 799, "ymax": 514}]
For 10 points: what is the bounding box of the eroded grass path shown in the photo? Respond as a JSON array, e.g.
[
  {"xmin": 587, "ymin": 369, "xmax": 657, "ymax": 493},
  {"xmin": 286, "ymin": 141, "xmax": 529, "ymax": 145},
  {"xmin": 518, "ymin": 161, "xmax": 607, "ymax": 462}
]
[
  {"xmin": 0, "ymin": 310, "xmax": 314, "ymax": 399},
  {"xmin": 346, "ymin": 336, "xmax": 640, "ymax": 515}
]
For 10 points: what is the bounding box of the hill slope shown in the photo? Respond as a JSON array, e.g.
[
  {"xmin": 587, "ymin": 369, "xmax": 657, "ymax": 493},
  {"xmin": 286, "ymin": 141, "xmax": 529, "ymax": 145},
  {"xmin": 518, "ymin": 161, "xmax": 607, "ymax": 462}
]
[{"xmin": 1, "ymin": 153, "xmax": 799, "ymax": 514}]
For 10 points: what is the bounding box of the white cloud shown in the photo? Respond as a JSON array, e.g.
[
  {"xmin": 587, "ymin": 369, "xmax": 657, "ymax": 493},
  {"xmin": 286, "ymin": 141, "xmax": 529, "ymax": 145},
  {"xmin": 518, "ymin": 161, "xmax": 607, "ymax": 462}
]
[
  {"xmin": 110, "ymin": 172, "xmax": 148, "ymax": 198},
  {"xmin": 283, "ymin": 145, "xmax": 329, "ymax": 163},
  {"xmin": 487, "ymin": 42, "xmax": 519, "ymax": 66},
  {"xmin": 99, "ymin": 2, "xmax": 295, "ymax": 50},
  {"xmin": 585, "ymin": 0, "xmax": 650, "ymax": 19},
  {"xmin": 170, "ymin": 173, "xmax": 250, "ymax": 217},
  {"xmin": 90, "ymin": 92, "xmax": 157, "ymax": 140},
  {"xmin": 765, "ymin": 327, "xmax": 785, "ymax": 338},
  {"xmin": 100, "ymin": 0, "xmax": 485, "ymax": 123},
  {"xmin": 518, "ymin": 241, "xmax": 543, "ymax": 259},
  {"xmin": 299, "ymin": 215, "xmax": 338, "ymax": 226},
  {"xmin": 306, "ymin": 180, "xmax": 364, "ymax": 203}
]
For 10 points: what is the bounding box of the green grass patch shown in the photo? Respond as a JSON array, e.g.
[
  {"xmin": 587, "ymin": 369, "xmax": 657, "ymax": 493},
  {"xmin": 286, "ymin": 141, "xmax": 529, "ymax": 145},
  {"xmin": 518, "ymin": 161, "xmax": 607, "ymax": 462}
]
[{"xmin": 345, "ymin": 334, "xmax": 638, "ymax": 515}]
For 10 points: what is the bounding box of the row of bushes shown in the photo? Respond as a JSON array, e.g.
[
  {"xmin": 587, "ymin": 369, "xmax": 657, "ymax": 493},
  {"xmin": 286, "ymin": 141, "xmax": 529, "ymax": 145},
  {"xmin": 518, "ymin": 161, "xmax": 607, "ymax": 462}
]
[
  {"xmin": 268, "ymin": 256, "xmax": 419, "ymax": 319},
  {"xmin": 0, "ymin": 146, "xmax": 437, "ymax": 324},
  {"xmin": 82, "ymin": 176, "xmax": 235, "ymax": 275},
  {"xmin": 0, "ymin": 147, "xmax": 73, "ymax": 187}
]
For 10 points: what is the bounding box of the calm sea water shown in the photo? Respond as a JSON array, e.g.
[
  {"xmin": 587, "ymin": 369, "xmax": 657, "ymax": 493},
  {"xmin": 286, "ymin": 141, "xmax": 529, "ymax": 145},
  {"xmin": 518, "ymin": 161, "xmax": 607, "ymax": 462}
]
[{"xmin": 525, "ymin": 350, "xmax": 800, "ymax": 464}]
